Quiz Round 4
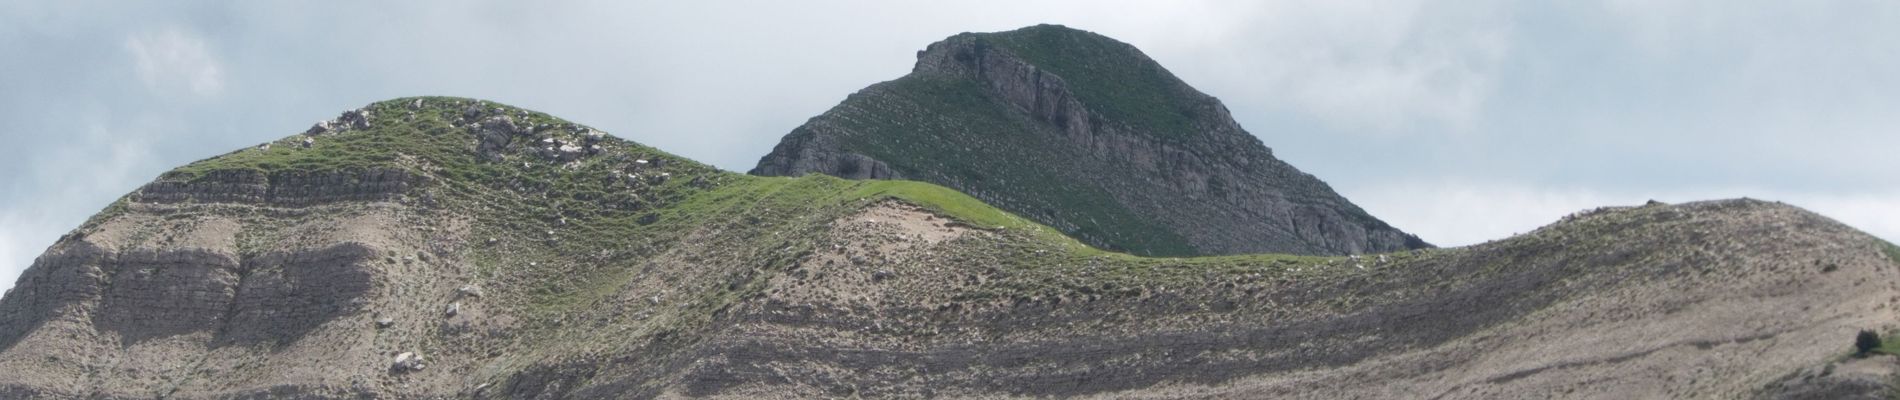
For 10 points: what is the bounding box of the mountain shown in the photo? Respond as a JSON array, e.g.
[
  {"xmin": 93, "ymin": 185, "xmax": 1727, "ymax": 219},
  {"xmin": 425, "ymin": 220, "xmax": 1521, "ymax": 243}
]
[
  {"xmin": 2, "ymin": 97, "xmax": 1898, "ymax": 399},
  {"xmin": 752, "ymin": 24, "xmax": 1427, "ymax": 256}
]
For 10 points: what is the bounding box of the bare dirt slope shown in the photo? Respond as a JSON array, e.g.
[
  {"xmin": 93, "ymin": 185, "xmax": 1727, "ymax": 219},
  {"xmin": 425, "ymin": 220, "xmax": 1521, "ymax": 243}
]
[
  {"xmin": 2, "ymin": 98, "xmax": 1897, "ymax": 399},
  {"xmin": 655, "ymin": 199, "xmax": 1900, "ymax": 399}
]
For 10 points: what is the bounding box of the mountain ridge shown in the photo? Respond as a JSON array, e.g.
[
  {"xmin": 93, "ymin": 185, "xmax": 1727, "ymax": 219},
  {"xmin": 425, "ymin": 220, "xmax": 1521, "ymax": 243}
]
[{"xmin": 0, "ymin": 96, "xmax": 1895, "ymax": 398}]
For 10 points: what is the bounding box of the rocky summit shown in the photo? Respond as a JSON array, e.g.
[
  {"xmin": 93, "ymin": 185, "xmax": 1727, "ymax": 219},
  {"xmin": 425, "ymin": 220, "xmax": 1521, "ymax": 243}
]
[
  {"xmin": 753, "ymin": 24, "xmax": 1428, "ymax": 257},
  {"xmin": 0, "ymin": 96, "xmax": 1897, "ymax": 399}
]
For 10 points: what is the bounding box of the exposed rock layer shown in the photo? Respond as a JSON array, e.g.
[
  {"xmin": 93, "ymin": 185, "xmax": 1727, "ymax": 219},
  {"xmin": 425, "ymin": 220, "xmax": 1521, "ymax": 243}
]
[{"xmin": 134, "ymin": 168, "xmax": 421, "ymax": 206}]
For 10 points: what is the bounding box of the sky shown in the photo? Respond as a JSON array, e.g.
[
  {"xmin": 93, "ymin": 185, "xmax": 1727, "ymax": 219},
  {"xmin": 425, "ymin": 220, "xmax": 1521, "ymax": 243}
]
[{"xmin": 2, "ymin": 1, "xmax": 1897, "ymax": 292}]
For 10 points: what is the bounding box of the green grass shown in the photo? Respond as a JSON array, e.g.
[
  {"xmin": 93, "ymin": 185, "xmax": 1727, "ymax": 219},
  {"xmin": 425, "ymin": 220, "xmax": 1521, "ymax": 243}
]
[
  {"xmin": 1876, "ymin": 335, "xmax": 1900, "ymax": 356},
  {"xmin": 850, "ymin": 179, "xmax": 1094, "ymax": 252},
  {"xmin": 1881, "ymin": 241, "xmax": 1900, "ymax": 265},
  {"xmin": 845, "ymin": 178, "xmax": 1383, "ymax": 303}
]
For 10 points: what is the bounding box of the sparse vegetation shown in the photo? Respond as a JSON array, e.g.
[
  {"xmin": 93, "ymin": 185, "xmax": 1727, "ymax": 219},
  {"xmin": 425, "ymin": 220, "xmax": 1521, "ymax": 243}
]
[{"xmin": 1857, "ymin": 330, "xmax": 1882, "ymax": 356}]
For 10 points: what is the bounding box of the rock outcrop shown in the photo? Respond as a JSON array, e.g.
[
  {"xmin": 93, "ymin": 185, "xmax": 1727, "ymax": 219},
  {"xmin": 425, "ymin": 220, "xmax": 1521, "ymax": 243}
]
[
  {"xmin": 753, "ymin": 24, "xmax": 1427, "ymax": 256},
  {"xmin": 132, "ymin": 168, "xmax": 422, "ymax": 206}
]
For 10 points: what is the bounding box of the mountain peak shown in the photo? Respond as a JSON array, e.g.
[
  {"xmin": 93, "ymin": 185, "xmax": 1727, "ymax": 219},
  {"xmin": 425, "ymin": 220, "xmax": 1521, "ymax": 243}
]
[
  {"xmin": 911, "ymin": 24, "xmax": 1209, "ymax": 143},
  {"xmin": 755, "ymin": 26, "xmax": 1427, "ymax": 256}
]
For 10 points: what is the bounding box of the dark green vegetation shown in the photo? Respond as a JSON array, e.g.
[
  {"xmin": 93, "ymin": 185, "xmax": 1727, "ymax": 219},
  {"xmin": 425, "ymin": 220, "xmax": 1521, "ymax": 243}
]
[
  {"xmin": 1857, "ymin": 330, "xmax": 1882, "ymax": 356},
  {"xmin": 975, "ymin": 25, "xmax": 1206, "ymax": 142}
]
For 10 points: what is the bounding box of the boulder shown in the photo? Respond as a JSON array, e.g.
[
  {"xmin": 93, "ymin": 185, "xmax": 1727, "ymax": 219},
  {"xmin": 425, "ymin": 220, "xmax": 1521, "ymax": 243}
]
[
  {"xmin": 391, "ymin": 352, "xmax": 424, "ymax": 372},
  {"xmin": 339, "ymin": 109, "xmax": 371, "ymax": 130},
  {"xmin": 475, "ymin": 116, "xmax": 524, "ymax": 160},
  {"xmin": 303, "ymin": 120, "xmax": 334, "ymax": 136}
]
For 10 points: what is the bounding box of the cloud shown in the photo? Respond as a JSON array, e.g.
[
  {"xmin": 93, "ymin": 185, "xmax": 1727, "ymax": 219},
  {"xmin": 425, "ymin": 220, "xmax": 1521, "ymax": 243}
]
[
  {"xmin": 125, "ymin": 27, "xmax": 223, "ymax": 97},
  {"xmin": 0, "ymin": 211, "xmax": 54, "ymax": 294},
  {"xmin": 1346, "ymin": 179, "xmax": 1900, "ymax": 247},
  {"xmin": 1155, "ymin": 1, "xmax": 1512, "ymax": 135},
  {"xmin": 0, "ymin": 218, "xmax": 21, "ymax": 295},
  {"xmin": 0, "ymin": 116, "xmax": 156, "ymax": 293}
]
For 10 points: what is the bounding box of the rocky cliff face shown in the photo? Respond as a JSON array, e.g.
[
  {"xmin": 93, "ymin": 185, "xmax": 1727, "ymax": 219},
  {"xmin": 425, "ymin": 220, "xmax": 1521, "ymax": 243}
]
[{"xmin": 753, "ymin": 24, "xmax": 1427, "ymax": 256}]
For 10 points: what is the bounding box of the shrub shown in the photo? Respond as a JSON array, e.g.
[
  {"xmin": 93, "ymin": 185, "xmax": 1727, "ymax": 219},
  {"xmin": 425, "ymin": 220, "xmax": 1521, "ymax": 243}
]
[{"xmin": 1855, "ymin": 330, "xmax": 1881, "ymax": 356}]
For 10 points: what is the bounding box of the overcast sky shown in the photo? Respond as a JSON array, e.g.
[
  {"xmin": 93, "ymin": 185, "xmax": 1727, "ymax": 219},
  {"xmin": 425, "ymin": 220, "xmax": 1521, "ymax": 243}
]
[{"xmin": 4, "ymin": 1, "xmax": 1898, "ymax": 292}]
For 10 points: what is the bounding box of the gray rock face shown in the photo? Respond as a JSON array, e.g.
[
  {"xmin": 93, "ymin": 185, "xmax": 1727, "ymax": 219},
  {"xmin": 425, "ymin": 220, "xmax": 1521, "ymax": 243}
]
[
  {"xmin": 751, "ymin": 25, "xmax": 1427, "ymax": 256},
  {"xmin": 475, "ymin": 115, "xmax": 525, "ymax": 160},
  {"xmin": 304, "ymin": 108, "xmax": 372, "ymax": 136},
  {"xmin": 0, "ymin": 240, "xmax": 381, "ymax": 349},
  {"xmin": 752, "ymin": 128, "xmax": 902, "ymax": 180},
  {"xmin": 133, "ymin": 168, "xmax": 422, "ymax": 206}
]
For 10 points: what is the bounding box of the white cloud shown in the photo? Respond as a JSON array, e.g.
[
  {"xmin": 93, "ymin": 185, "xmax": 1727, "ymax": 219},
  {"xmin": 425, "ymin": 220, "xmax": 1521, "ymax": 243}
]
[
  {"xmin": 1347, "ymin": 179, "xmax": 1900, "ymax": 247},
  {"xmin": 125, "ymin": 27, "xmax": 224, "ymax": 97},
  {"xmin": 0, "ymin": 211, "xmax": 52, "ymax": 294},
  {"xmin": 0, "ymin": 220, "xmax": 19, "ymax": 294},
  {"xmin": 0, "ymin": 117, "xmax": 156, "ymax": 293},
  {"xmin": 1156, "ymin": 1, "xmax": 1512, "ymax": 134}
]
